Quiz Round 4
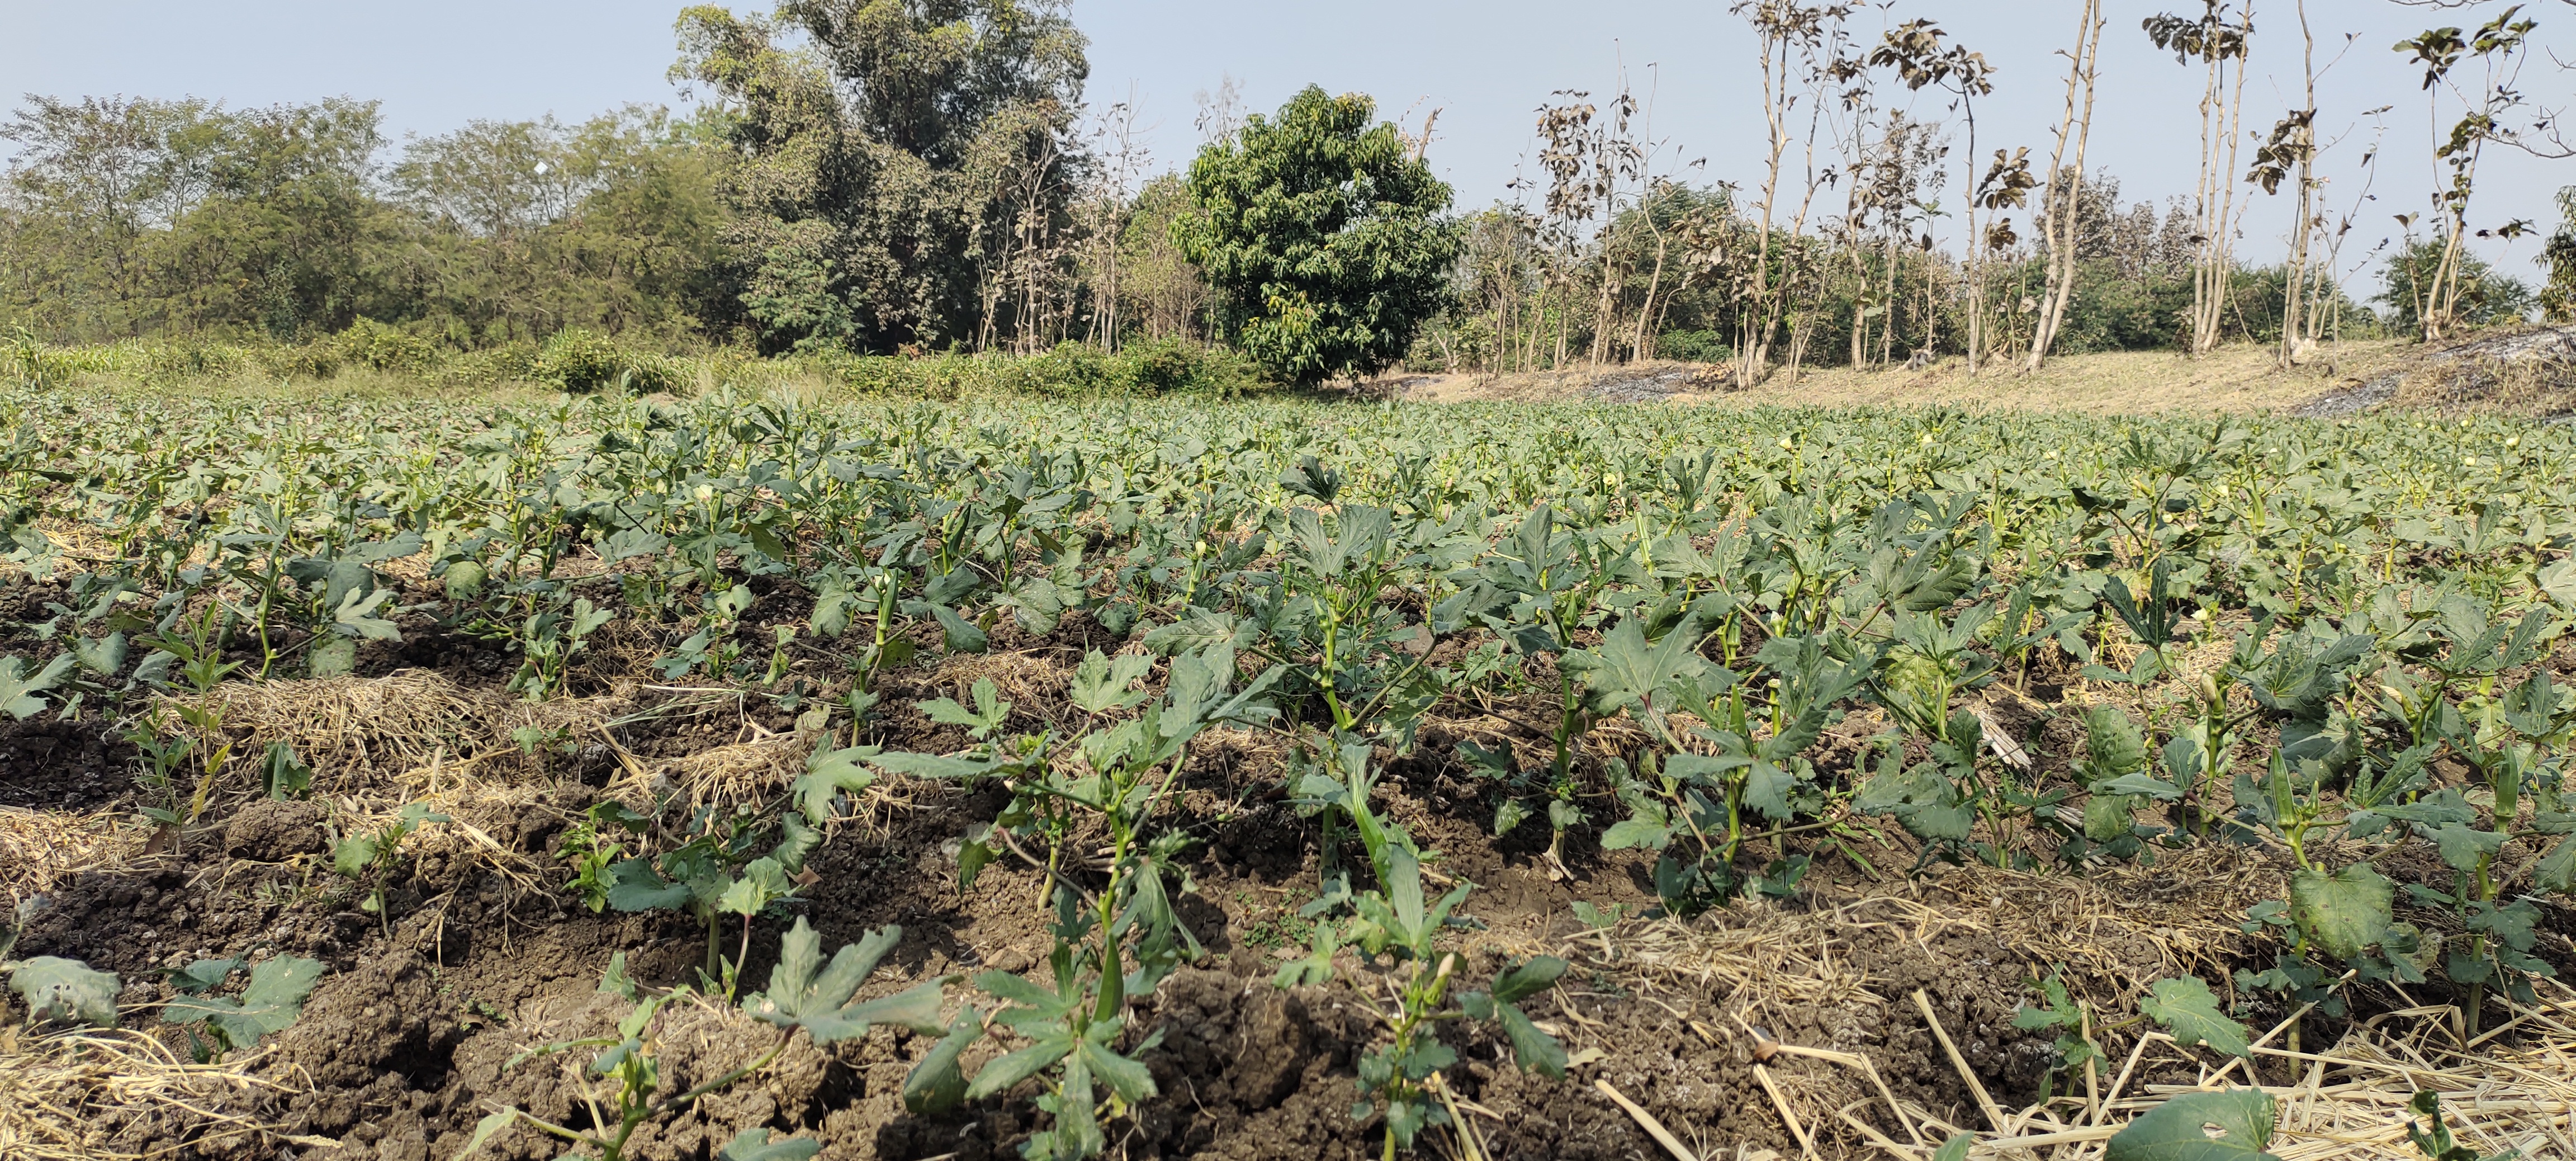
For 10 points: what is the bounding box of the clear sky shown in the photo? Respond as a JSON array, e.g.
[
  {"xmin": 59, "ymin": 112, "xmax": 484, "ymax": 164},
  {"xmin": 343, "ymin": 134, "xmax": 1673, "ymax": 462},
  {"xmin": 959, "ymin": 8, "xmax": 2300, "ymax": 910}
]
[{"xmin": 10, "ymin": 0, "xmax": 2572, "ymax": 290}]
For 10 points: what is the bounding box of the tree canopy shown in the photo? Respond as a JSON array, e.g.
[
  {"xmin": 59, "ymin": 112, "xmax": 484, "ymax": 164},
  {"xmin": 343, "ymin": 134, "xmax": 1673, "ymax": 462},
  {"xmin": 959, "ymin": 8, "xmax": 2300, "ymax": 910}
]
[
  {"xmin": 675, "ymin": 0, "xmax": 1089, "ymax": 352},
  {"xmin": 1176, "ymin": 86, "xmax": 1459, "ymax": 385}
]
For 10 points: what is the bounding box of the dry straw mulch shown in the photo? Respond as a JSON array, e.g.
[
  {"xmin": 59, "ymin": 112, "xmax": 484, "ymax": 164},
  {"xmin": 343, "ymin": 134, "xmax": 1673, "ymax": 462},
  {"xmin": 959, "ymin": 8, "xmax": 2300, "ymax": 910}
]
[
  {"xmin": 187, "ymin": 669, "xmax": 626, "ymax": 792},
  {"xmin": 0, "ymin": 806, "xmax": 139, "ymax": 901},
  {"xmin": 1885, "ymin": 984, "xmax": 2576, "ymax": 1160},
  {"xmin": 1560, "ymin": 854, "xmax": 2576, "ymax": 1159},
  {"xmin": 0, "ymin": 1025, "xmax": 320, "ymax": 1161}
]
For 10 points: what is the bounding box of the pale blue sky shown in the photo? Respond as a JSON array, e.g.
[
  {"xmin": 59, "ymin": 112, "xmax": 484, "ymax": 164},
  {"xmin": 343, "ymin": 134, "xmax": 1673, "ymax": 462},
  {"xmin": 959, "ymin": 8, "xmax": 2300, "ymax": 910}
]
[{"xmin": 9, "ymin": 1, "xmax": 2572, "ymax": 288}]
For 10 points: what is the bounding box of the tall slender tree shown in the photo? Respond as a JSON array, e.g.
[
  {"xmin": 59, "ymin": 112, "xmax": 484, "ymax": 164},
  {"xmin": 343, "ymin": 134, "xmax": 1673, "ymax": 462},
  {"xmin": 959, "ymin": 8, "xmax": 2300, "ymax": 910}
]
[
  {"xmin": 1872, "ymin": 18, "xmax": 2000, "ymax": 371},
  {"xmin": 2028, "ymin": 0, "xmax": 2106, "ymax": 373},
  {"xmin": 2144, "ymin": 1, "xmax": 2256, "ymax": 358}
]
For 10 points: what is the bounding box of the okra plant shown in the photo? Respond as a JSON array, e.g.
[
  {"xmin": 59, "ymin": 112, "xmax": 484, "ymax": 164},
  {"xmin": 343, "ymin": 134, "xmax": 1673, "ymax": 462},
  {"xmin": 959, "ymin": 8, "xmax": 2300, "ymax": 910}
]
[
  {"xmin": 331, "ymin": 801, "xmax": 451, "ymax": 936},
  {"xmin": 604, "ymin": 804, "xmax": 813, "ymax": 993},
  {"xmin": 1296, "ymin": 742, "xmax": 1568, "ymax": 1160},
  {"xmin": 464, "ymin": 923, "xmax": 926, "ymax": 1161}
]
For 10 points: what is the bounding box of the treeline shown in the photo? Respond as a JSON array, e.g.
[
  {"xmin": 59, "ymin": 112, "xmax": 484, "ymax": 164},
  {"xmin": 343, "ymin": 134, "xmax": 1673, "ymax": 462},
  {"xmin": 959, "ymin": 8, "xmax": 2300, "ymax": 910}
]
[
  {"xmin": 6, "ymin": 0, "xmax": 2575, "ymax": 385},
  {"xmin": 1427, "ymin": 172, "xmax": 2412, "ymax": 377},
  {"xmin": 0, "ymin": 98, "xmax": 723, "ymax": 347},
  {"xmin": 0, "ymin": 1, "xmax": 1213, "ymax": 361}
]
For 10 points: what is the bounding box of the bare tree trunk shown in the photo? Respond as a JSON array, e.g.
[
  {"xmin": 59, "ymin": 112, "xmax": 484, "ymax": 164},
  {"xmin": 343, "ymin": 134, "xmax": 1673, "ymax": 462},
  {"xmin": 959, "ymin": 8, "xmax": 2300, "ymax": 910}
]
[
  {"xmin": 2028, "ymin": 0, "xmax": 2105, "ymax": 373},
  {"xmin": 2279, "ymin": 1, "xmax": 2317, "ymax": 367},
  {"xmin": 2182, "ymin": 2, "xmax": 2255, "ymax": 357},
  {"xmin": 2208, "ymin": 11, "xmax": 2252, "ymax": 355},
  {"xmin": 1963, "ymin": 128, "xmax": 1984, "ymax": 374},
  {"xmin": 1631, "ymin": 226, "xmax": 1669, "ymax": 361},
  {"xmin": 1736, "ymin": 13, "xmax": 1801, "ymax": 387},
  {"xmin": 1883, "ymin": 235, "xmax": 1901, "ymax": 368}
]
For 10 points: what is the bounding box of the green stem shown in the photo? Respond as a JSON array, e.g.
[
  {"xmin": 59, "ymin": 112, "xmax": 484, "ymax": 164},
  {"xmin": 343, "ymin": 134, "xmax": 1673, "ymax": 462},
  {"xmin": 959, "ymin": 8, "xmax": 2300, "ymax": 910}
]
[{"xmin": 705, "ymin": 914, "xmax": 723, "ymax": 983}]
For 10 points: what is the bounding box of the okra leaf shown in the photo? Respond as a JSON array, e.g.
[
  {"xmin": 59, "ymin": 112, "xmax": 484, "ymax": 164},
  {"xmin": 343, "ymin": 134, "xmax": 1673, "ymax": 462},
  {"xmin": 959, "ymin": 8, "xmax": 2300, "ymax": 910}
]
[
  {"xmin": 2537, "ymin": 836, "xmax": 2576, "ymax": 894},
  {"xmin": 718, "ymin": 1127, "xmax": 821, "ymax": 1161},
  {"xmin": 10, "ymin": 956, "xmax": 119, "ymax": 1026},
  {"xmin": 746, "ymin": 918, "xmax": 936, "ymax": 1041},
  {"xmin": 1742, "ymin": 759, "xmax": 1797, "ymax": 822},
  {"xmin": 162, "ymin": 955, "xmax": 325, "ymax": 1048},
  {"xmin": 791, "ymin": 742, "xmax": 882, "ymax": 824},
  {"xmin": 1496, "ymin": 1003, "xmax": 1568, "ymax": 1077},
  {"xmin": 1069, "ymin": 650, "xmax": 1156, "ymax": 714},
  {"xmin": 2289, "ymin": 864, "xmax": 2393, "ymax": 962},
  {"xmin": 0, "ymin": 653, "xmax": 75, "ymax": 720},
  {"xmin": 453, "ymin": 1110, "xmax": 522, "ymax": 1159},
  {"xmin": 976, "ymin": 969, "xmax": 1077, "ymax": 1015},
  {"xmin": 902, "ymin": 1012, "xmax": 984, "ymax": 1115},
  {"xmin": 1491, "ymin": 956, "xmax": 1569, "ymax": 1004},
  {"xmin": 926, "ymin": 603, "xmax": 987, "ymax": 653},
  {"xmin": 832, "ymin": 979, "xmax": 950, "ymax": 1038},
  {"xmin": 603, "ymin": 858, "xmax": 693, "ymax": 913},
  {"xmin": 1078, "ymin": 1031, "xmax": 1158, "ymax": 1102},
  {"xmin": 2141, "ymin": 976, "xmax": 2252, "ymax": 1059},
  {"xmin": 1600, "ymin": 813, "xmax": 1674, "ymax": 851},
  {"xmin": 2083, "ymin": 705, "xmax": 2149, "ymax": 780},
  {"xmin": 964, "ymin": 1033, "xmax": 1078, "ymax": 1100},
  {"xmin": 166, "ymin": 957, "xmax": 241, "ymax": 995},
  {"xmin": 918, "ymin": 678, "xmax": 1010, "ymax": 735},
  {"xmin": 2103, "ymin": 1089, "xmax": 2280, "ymax": 1160},
  {"xmin": 2421, "ymin": 823, "xmax": 2507, "ymax": 874},
  {"xmin": 716, "ymin": 857, "xmax": 793, "ymax": 918},
  {"xmin": 1567, "ymin": 615, "xmax": 1704, "ymax": 716},
  {"xmin": 2095, "ymin": 773, "xmax": 2186, "ymax": 801}
]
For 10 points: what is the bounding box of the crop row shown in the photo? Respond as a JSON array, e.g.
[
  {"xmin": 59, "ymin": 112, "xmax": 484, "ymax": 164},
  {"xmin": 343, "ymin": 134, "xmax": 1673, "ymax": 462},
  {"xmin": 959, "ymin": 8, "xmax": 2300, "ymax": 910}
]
[{"xmin": 3, "ymin": 387, "xmax": 2574, "ymax": 1158}]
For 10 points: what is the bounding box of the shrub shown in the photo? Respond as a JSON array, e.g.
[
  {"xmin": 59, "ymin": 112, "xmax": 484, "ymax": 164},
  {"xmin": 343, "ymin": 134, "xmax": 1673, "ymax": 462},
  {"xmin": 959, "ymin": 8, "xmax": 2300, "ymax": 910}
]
[
  {"xmin": 437, "ymin": 342, "xmax": 539, "ymax": 388},
  {"xmin": 252, "ymin": 342, "xmax": 340, "ymax": 381},
  {"xmin": 1656, "ymin": 329, "xmax": 1733, "ymax": 364},
  {"xmin": 332, "ymin": 318, "xmax": 441, "ymax": 376},
  {"xmin": 533, "ymin": 328, "xmax": 676, "ymax": 394},
  {"xmin": 998, "ymin": 342, "xmax": 1123, "ymax": 397}
]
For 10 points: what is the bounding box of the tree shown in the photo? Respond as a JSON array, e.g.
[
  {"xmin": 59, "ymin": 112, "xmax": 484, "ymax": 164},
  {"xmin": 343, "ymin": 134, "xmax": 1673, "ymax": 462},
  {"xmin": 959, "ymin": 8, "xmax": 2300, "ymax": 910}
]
[
  {"xmin": 2379, "ymin": 237, "xmax": 2532, "ymax": 333},
  {"xmin": 2246, "ymin": 0, "xmax": 2322, "ymax": 367},
  {"xmin": 674, "ymin": 0, "xmax": 1089, "ymax": 353},
  {"xmin": 0, "ymin": 96, "xmax": 211, "ymax": 338},
  {"xmin": 2542, "ymin": 186, "xmax": 2576, "ymax": 323},
  {"xmin": 387, "ymin": 108, "xmax": 723, "ymax": 343},
  {"xmin": 2026, "ymin": 0, "xmax": 2105, "ymax": 372},
  {"xmin": 1175, "ymin": 86, "xmax": 1460, "ymax": 385},
  {"xmin": 1740, "ymin": 2, "xmax": 1855, "ymax": 384},
  {"xmin": 2143, "ymin": 1, "xmax": 2255, "ymax": 358},
  {"xmin": 1871, "ymin": 18, "xmax": 2011, "ymax": 373},
  {"xmin": 1114, "ymin": 174, "xmax": 1210, "ymax": 343},
  {"xmin": 1, "ymin": 96, "xmax": 391, "ymax": 341},
  {"xmin": 2393, "ymin": 4, "xmax": 2540, "ymax": 342},
  {"xmin": 157, "ymin": 99, "xmax": 390, "ymax": 339}
]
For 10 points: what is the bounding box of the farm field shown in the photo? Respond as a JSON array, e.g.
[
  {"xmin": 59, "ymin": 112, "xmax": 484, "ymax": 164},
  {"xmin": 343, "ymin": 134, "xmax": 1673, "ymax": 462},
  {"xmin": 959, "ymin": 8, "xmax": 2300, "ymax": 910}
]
[{"xmin": 4, "ymin": 380, "xmax": 2576, "ymax": 1161}]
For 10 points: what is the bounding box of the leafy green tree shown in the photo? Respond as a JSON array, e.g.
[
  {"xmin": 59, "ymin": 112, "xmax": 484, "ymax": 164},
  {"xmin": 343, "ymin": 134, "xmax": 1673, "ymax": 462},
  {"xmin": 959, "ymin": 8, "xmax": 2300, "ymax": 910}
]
[
  {"xmin": 2378, "ymin": 239, "xmax": 2533, "ymax": 337},
  {"xmin": 389, "ymin": 108, "xmax": 724, "ymax": 343},
  {"xmin": 2540, "ymin": 186, "xmax": 2576, "ymax": 324},
  {"xmin": 0, "ymin": 95, "xmax": 215, "ymax": 338},
  {"xmin": 674, "ymin": 0, "xmax": 1089, "ymax": 353},
  {"xmin": 152, "ymin": 99, "xmax": 392, "ymax": 339},
  {"xmin": 0, "ymin": 96, "xmax": 391, "ymax": 341},
  {"xmin": 1176, "ymin": 86, "xmax": 1460, "ymax": 385}
]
